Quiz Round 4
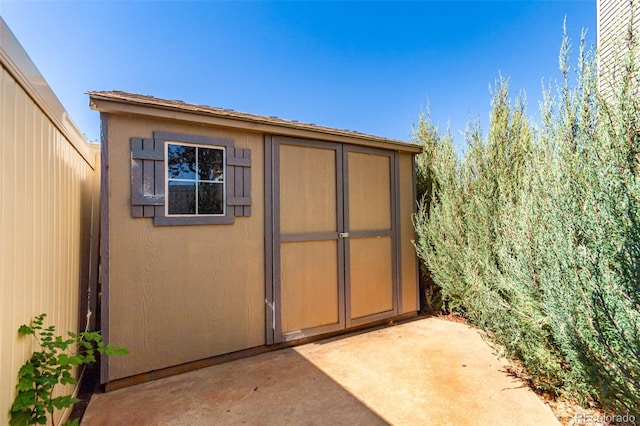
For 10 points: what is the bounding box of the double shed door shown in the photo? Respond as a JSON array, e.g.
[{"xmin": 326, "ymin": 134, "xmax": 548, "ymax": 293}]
[{"xmin": 269, "ymin": 136, "xmax": 399, "ymax": 343}]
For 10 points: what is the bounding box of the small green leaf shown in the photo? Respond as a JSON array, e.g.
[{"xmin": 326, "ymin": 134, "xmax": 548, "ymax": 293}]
[
  {"xmin": 51, "ymin": 395, "xmax": 80, "ymax": 410},
  {"xmin": 60, "ymin": 375, "xmax": 77, "ymax": 385},
  {"xmin": 58, "ymin": 353, "xmax": 69, "ymax": 366},
  {"xmin": 18, "ymin": 325, "xmax": 34, "ymax": 336},
  {"xmin": 9, "ymin": 410, "xmax": 32, "ymax": 426},
  {"xmin": 17, "ymin": 377, "xmax": 34, "ymax": 392},
  {"xmin": 105, "ymin": 344, "xmax": 130, "ymax": 356},
  {"xmin": 67, "ymin": 355, "xmax": 83, "ymax": 366},
  {"xmin": 18, "ymin": 362, "xmax": 35, "ymax": 377}
]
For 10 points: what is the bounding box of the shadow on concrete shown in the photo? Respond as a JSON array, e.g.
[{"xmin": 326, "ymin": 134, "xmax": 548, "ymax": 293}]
[{"xmin": 82, "ymin": 348, "xmax": 388, "ymax": 425}]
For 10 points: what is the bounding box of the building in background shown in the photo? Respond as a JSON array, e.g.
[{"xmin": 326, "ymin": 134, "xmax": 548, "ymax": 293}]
[{"xmin": 597, "ymin": 0, "xmax": 640, "ymax": 94}]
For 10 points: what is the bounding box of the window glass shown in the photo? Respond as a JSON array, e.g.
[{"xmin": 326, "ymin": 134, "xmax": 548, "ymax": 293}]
[
  {"xmin": 168, "ymin": 145, "xmax": 196, "ymax": 179},
  {"xmin": 168, "ymin": 181, "xmax": 196, "ymax": 214},
  {"xmin": 167, "ymin": 143, "xmax": 225, "ymax": 216},
  {"xmin": 198, "ymin": 182, "xmax": 224, "ymax": 214},
  {"xmin": 198, "ymin": 147, "xmax": 224, "ymax": 182}
]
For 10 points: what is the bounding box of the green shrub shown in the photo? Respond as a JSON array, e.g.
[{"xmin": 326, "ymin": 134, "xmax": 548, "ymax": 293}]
[
  {"xmin": 413, "ymin": 23, "xmax": 640, "ymax": 414},
  {"xmin": 10, "ymin": 313, "xmax": 128, "ymax": 426}
]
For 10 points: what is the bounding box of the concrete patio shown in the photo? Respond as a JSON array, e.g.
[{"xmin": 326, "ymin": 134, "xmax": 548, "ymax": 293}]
[{"xmin": 81, "ymin": 317, "xmax": 559, "ymax": 425}]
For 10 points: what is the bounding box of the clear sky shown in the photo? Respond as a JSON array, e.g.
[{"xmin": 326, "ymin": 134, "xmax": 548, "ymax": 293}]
[{"xmin": 1, "ymin": 1, "xmax": 595, "ymax": 148}]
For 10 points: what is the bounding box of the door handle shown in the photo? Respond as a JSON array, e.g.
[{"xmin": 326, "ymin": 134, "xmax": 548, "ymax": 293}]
[{"xmin": 339, "ymin": 232, "xmax": 349, "ymax": 238}]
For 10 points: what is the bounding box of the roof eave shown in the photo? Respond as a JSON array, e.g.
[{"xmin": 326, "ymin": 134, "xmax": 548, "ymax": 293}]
[{"xmin": 88, "ymin": 93, "xmax": 422, "ymax": 154}]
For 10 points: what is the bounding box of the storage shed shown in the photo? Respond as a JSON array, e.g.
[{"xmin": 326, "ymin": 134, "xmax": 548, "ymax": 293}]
[{"xmin": 89, "ymin": 91, "xmax": 421, "ymax": 388}]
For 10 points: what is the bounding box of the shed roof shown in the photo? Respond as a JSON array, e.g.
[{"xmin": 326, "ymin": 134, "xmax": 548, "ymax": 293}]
[{"xmin": 88, "ymin": 91, "xmax": 421, "ymax": 153}]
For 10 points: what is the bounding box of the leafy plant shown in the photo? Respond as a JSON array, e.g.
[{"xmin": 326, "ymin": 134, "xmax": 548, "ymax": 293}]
[{"xmin": 10, "ymin": 313, "xmax": 128, "ymax": 426}]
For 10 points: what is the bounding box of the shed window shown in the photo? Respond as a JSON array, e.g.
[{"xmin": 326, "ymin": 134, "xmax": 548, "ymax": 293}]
[
  {"xmin": 130, "ymin": 131, "xmax": 251, "ymax": 225},
  {"xmin": 167, "ymin": 143, "xmax": 225, "ymax": 216}
]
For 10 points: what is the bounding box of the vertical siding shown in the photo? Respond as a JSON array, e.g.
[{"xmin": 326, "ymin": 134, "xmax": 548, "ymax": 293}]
[
  {"xmin": 0, "ymin": 22, "xmax": 100, "ymax": 426},
  {"xmin": 597, "ymin": 0, "xmax": 640, "ymax": 94}
]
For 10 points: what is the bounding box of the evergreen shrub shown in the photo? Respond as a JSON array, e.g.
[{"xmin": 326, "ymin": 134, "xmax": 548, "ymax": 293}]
[{"xmin": 413, "ymin": 25, "xmax": 640, "ymax": 415}]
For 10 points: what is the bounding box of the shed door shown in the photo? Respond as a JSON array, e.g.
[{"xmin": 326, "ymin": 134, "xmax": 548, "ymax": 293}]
[
  {"xmin": 345, "ymin": 146, "xmax": 397, "ymax": 326},
  {"xmin": 269, "ymin": 137, "xmax": 398, "ymax": 343}
]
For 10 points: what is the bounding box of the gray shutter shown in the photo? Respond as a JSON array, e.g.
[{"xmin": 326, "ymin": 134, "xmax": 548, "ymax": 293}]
[
  {"xmin": 131, "ymin": 137, "xmax": 164, "ymax": 218},
  {"xmin": 227, "ymin": 147, "xmax": 252, "ymax": 217}
]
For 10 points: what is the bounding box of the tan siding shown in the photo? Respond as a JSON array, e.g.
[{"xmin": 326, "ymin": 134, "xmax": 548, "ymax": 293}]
[
  {"xmin": 399, "ymin": 153, "xmax": 418, "ymax": 313},
  {"xmin": 105, "ymin": 115, "xmax": 265, "ymax": 380},
  {"xmin": 0, "ymin": 64, "xmax": 99, "ymax": 425}
]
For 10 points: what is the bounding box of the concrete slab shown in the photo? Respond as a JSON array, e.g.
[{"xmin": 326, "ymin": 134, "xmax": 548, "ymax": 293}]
[{"xmin": 82, "ymin": 318, "xmax": 559, "ymax": 425}]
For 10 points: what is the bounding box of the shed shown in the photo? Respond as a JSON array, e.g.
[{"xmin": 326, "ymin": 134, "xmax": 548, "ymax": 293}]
[{"xmin": 89, "ymin": 91, "xmax": 422, "ymax": 389}]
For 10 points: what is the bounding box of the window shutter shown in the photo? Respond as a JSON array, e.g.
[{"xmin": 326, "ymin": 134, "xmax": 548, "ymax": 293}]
[
  {"xmin": 131, "ymin": 137, "xmax": 165, "ymax": 218},
  {"xmin": 130, "ymin": 132, "xmax": 250, "ymax": 223},
  {"xmin": 227, "ymin": 147, "xmax": 252, "ymax": 217}
]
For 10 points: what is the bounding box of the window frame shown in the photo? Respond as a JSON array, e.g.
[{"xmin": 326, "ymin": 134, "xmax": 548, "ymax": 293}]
[
  {"xmin": 165, "ymin": 141, "xmax": 227, "ymax": 217},
  {"xmin": 153, "ymin": 132, "xmax": 236, "ymax": 225}
]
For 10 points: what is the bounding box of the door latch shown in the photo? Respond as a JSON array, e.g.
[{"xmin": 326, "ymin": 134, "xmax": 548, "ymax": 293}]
[{"xmin": 339, "ymin": 232, "xmax": 349, "ymax": 238}]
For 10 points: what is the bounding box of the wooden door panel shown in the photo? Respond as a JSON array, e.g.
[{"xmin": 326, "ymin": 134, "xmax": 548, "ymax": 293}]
[
  {"xmin": 280, "ymin": 144, "xmax": 337, "ymax": 234},
  {"xmin": 347, "ymin": 152, "xmax": 391, "ymax": 232},
  {"xmin": 281, "ymin": 240, "xmax": 340, "ymax": 333},
  {"xmin": 349, "ymin": 236, "xmax": 394, "ymax": 319}
]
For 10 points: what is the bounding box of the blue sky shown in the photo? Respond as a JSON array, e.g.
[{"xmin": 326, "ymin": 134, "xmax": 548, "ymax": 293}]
[{"xmin": 1, "ymin": 1, "xmax": 595, "ymax": 148}]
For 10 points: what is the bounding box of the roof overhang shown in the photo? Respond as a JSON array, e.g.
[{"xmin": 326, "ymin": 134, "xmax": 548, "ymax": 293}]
[{"xmin": 88, "ymin": 91, "xmax": 422, "ymax": 154}]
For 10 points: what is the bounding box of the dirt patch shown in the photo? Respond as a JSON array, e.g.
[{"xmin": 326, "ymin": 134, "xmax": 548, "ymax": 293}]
[
  {"xmin": 434, "ymin": 313, "xmax": 614, "ymax": 426},
  {"xmin": 503, "ymin": 362, "xmax": 608, "ymax": 426},
  {"xmin": 545, "ymin": 398, "xmax": 610, "ymax": 426},
  {"xmin": 432, "ymin": 312, "xmax": 468, "ymax": 324}
]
